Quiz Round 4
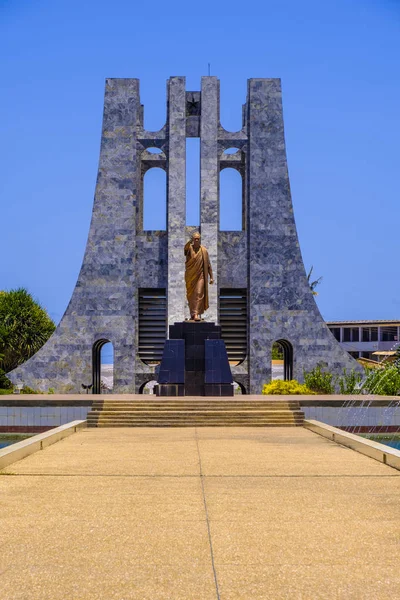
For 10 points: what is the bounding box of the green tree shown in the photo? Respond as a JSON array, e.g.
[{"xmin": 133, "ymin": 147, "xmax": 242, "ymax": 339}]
[
  {"xmin": 271, "ymin": 342, "xmax": 283, "ymax": 360},
  {"xmin": 0, "ymin": 288, "xmax": 56, "ymax": 373}
]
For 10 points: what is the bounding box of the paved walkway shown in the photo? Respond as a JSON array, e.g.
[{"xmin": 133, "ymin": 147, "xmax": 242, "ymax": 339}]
[{"xmin": 1, "ymin": 427, "xmax": 400, "ymax": 599}]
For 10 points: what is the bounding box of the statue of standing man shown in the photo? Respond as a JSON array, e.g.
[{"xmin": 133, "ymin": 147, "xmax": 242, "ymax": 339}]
[{"xmin": 184, "ymin": 232, "xmax": 214, "ymax": 321}]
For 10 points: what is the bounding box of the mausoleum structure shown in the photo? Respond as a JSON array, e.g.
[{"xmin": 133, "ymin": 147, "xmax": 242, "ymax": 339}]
[{"xmin": 9, "ymin": 76, "xmax": 358, "ymax": 394}]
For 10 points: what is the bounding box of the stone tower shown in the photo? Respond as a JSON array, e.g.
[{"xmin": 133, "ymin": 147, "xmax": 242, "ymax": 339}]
[{"xmin": 9, "ymin": 76, "xmax": 358, "ymax": 394}]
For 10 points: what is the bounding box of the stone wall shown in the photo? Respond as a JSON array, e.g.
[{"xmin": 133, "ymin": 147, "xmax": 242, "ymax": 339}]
[{"xmin": 8, "ymin": 76, "xmax": 360, "ymax": 394}]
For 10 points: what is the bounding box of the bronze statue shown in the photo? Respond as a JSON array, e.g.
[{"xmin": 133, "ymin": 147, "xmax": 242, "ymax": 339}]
[{"xmin": 184, "ymin": 232, "xmax": 214, "ymax": 321}]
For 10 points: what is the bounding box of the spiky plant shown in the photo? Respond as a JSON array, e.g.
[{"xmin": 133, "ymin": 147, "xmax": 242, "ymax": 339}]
[{"xmin": 307, "ymin": 266, "xmax": 323, "ymax": 296}]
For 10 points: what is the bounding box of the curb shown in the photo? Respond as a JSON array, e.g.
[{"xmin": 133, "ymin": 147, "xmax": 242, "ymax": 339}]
[
  {"xmin": 304, "ymin": 419, "xmax": 400, "ymax": 471},
  {"xmin": 0, "ymin": 420, "xmax": 87, "ymax": 471}
]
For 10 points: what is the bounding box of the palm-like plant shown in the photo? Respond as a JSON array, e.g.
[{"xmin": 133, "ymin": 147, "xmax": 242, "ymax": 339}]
[{"xmin": 307, "ymin": 266, "xmax": 323, "ymax": 296}]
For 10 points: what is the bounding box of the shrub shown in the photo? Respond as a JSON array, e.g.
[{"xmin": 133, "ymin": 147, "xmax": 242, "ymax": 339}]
[
  {"xmin": 361, "ymin": 365, "xmax": 400, "ymax": 396},
  {"xmin": 262, "ymin": 379, "xmax": 315, "ymax": 395},
  {"xmin": 271, "ymin": 342, "xmax": 283, "ymax": 360},
  {"xmin": 337, "ymin": 369, "xmax": 363, "ymax": 395},
  {"xmin": 303, "ymin": 365, "xmax": 334, "ymax": 394},
  {"xmin": 0, "ymin": 368, "xmax": 12, "ymax": 390},
  {"xmin": 21, "ymin": 385, "xmax": 39, "ymax": 394}
]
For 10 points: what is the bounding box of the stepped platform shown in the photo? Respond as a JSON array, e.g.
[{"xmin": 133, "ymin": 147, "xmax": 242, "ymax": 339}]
[{"xmin": 87, "ymin": 396, "xmax": 304, "ymax": 427}]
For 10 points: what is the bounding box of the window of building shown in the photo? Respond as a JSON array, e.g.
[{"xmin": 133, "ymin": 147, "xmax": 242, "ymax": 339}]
[
  {"xmin": 329, "ymin": 328, "xmax": 341, "ymax": 342},
  {"xmin": 381, "ymin": 326, "xmax": 398, "ymax": 342},
  {"xmin": 362, "ymin": 328, "xmax": 370, "ymax": 342},
  {"xmin": 343, "ymin": 328, "xmax": 360, "ymax": 342}
]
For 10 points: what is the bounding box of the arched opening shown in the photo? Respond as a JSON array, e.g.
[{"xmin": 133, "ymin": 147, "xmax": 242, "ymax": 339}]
[
  {"xmin": 142, "ymin": 81, "xmax": 165, "ymax": 132},
  {"xmin": 186, "ymin": 138, "xmax": 200, "ymax": 226},
  {"xmin": 223, "ymin": 147, "xmax": 240, "ymax": 155},
  {"xmin": 220, "ymin": 168, "xmax": 243, "ymax": 231},
  {"xmin": 146, "ymin": 147, "xmax": 163, "ymax": 154},
  {"xmin": 271, "ymin": 340, "xmax": 293, "ymax": 381},
  {"xmin": 220, "ymin": 82, "xmax": 245, "ymax": 132},
  {"xmin": 139, "ymin": 380, "xmax": 158, "ymax": 395},
  {"xmin": 233, "ymin": 381, "xmax": 247, "ymax": 395},
  {"xmin": 143, "ymin": 167, "xmax": 167, "ymax": 230},
  {"xmin": 92, "ymin": 339, "xmax": 114, "ymax": 394}
]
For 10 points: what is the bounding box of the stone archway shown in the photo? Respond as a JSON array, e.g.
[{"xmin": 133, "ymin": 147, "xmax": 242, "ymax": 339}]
[
  {"xmin": 92, "ymin": 339, "xmax": 113, "ymax": 394},
  {"xmin": 273, "ymin": 339, "xmax": 294, "ymax": 381}
]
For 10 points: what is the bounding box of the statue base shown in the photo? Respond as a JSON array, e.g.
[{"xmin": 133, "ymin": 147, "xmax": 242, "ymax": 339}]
[{"xmin": 155, "ymin": 321, "xmax": 234, "ymax": 397}]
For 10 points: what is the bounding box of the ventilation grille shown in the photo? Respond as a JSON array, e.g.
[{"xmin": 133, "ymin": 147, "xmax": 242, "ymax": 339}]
[
  {"xmin": 219, "ymin": 289, "xmax": 248, "ymax": 364},
  {"xmin": 139, "ymin": 289, "xmax": 167, "ymax": 364}
]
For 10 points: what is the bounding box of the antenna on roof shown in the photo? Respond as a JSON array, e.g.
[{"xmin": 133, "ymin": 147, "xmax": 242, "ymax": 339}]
[{"xmin": 208, "ymin": 63, "xmax": 211, "ymax": 76}]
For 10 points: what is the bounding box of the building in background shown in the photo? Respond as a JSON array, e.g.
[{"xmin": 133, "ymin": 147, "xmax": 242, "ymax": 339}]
[{"xmin": 327, "ymin": 320, "xmax": 400, "ymax": 361}]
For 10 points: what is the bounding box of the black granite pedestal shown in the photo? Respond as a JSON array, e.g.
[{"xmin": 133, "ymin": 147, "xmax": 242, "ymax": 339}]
[{"xmin": 155, "ymin": 321, "xmax": 233, "ymax": 396}]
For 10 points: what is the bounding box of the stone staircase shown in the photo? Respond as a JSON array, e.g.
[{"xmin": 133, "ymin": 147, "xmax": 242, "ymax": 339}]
[{"xmin": 87, "ymin": 398, "xmax": 304, "ymax": 427}]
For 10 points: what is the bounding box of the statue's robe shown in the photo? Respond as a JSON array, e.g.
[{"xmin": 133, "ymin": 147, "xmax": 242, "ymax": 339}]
[{"xmin": 184, "ymin": 242, "xmax": 213, "ymax": 317}]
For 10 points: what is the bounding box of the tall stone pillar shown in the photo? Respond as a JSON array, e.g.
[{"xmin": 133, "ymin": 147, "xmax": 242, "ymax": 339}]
[
  {"xmin": 167, "ymin": 77, "xmax": 186, "ymax": 326},
  {"xmin": 200, "ymin": 76, "xmax": 219, "ymax": 323},
  {"xmin": 8, "ymin": 78, "xmax": 140, "ymax": 392},
  {"xmin": 247, "ymin": 79, "xmax": 358, "ymax": 393}
]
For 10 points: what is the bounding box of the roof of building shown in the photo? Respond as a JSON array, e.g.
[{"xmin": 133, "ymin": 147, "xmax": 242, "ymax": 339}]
[{"xmin": 326, "ymin": 320, "xmax": 400, "ymax": 327}]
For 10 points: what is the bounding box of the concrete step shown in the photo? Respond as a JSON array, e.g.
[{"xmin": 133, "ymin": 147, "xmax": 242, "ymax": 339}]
[
  {"xmin": 87, "ymin": 399, "xmax": 304, "ymax": 427},
  {"xmin": 91, "ymin": 399, "xmax": 300, "ymax": 404},
  {"xmin": 87, "ymin": 416, "xmax": 304, "ymax": 424},
  {"xmin": 88, "ymin": 422, "xmax": 304, "ymax": 427},
  {"xmin": 87, "ymin": 415, "xmax": 304, "ymax": 422},
  {"xmin": 88, "ymin": 411, "xmax": 304, "ymax": 421},
  {"xmin": 89, "ymin": 410, "xmax": 301, "ymax": 416},
  {"xmin": 90, "ymin": 404, "xmax": 301, "ymax": 411},
  {"xmin": 88, "ymin": 409, "xmax": 303, "ymax": 415}
]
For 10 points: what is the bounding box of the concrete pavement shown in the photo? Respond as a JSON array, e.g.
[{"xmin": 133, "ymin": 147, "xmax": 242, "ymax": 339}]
[{"xmin": 1, "ymin": 427, "xmax": 400, "ymax": 599}]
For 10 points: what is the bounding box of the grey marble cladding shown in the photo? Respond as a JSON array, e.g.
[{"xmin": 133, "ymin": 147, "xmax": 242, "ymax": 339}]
[
  {"xmin": 246, "ymin": 78, "xmax": 359, "ymax": 392},
  {"xmin": 200, "ymin": 77, "xmax": 219, "ymax": 323},
  {"xmin": 218, "ymin": 232, "xmax": 247, "ymax": 288},
  {"xmin": 135, "ymin": 232, "xmax": 167, "ymax": 288},
  {"xmin": 303, "ymin": 406, "xmax": 400, "ymax": 428},
  {"xmin": 8, "ymin": 76, "xmax": 360, "ymax": 394},
  {"xmin": 0, "ymin": 406, "xmax": 91, "ymax": 428}
]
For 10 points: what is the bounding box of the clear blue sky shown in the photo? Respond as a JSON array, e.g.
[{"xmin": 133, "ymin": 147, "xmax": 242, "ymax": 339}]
[{"xmin": 1, "ymin": 0, "xmax": 399, "ymax": 326}]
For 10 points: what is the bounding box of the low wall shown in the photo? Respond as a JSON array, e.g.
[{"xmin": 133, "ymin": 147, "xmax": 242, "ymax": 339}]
[
  {"xmin": 299, "ymin": 396, "xmax": 400, "ymax": 432},
  {"xmin": 0, "ymin": 394, "xmax": 399, "ymax": 433},
  {"xmin": 0, "ymin": 420, "xmax": 87, "ymax": 470},
  {"xmin": 0, "ymin": 396, "xmax": 92, "ymax": 432},
  {"xmin": 304, "ymin": 419, "xmax": 400, "ymax": 471}
]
